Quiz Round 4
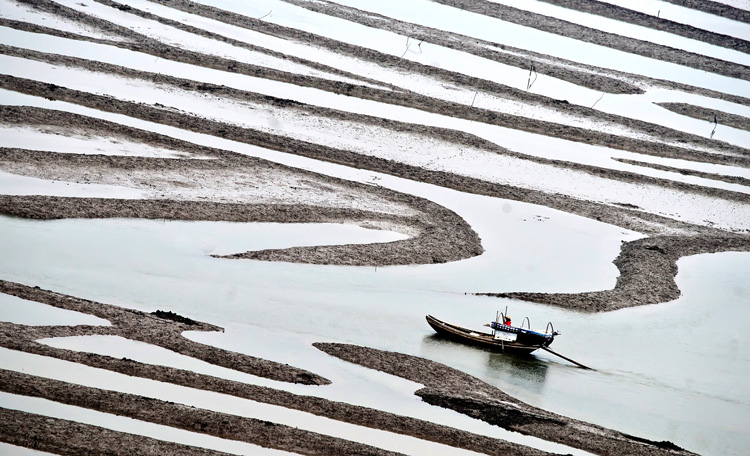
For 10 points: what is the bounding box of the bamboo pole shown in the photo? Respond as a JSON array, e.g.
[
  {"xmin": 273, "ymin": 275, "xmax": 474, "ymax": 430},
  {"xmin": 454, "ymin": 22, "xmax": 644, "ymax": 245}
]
[{"xmin": 540, "ymin": 346, "xmax": 594, "ymax": 370}]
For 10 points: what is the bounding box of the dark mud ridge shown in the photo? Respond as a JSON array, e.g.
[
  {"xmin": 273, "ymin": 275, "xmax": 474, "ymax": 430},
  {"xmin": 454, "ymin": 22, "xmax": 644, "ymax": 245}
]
[
  {"xmin": 659, "ymin": 0, "xmax": 750, "ymax": 23},
  {"xmin": 152, "ymin": 309, "xmax": 199, "ymax": 325},
  {"xmin": 613, "ymin": 157, "xmax": 750, "ymax": 188},
  {"xmin": 315, "ymin": 343, "xmax": 698, "ymax": 456},
  {"xmin": 1, "ymin": 407, "xmax": 236, "ymax": 456},
  {"xmin": 657, "ymin": 102, "xmax": 750, "ymax": 133},
  {"xmin": 0, "ymin": 371, "xmax": 401, "ymax": 456},
  {"xmin": 0, "ymin": 280, "xmax": 327, "ymax": 385}
]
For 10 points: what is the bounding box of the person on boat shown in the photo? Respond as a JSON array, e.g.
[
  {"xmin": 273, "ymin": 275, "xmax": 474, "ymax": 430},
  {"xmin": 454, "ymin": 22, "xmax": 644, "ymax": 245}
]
[{"xmin": 503, "ymin": 315, "xmax": 512, "ymax": 327}]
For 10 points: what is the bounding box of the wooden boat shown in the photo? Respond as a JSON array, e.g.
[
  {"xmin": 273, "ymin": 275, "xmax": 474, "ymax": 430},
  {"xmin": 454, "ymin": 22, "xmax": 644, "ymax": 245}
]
[{"xmin": 425, "ymin": 314, "xmax": 557, "ymax": 355}]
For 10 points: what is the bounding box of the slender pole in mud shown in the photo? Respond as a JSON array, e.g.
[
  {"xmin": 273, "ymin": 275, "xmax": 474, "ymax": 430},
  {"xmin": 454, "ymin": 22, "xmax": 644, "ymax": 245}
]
[
  {"xmin": 591, "ymin": 92, "xmax": 604, "ymax": 108},
  {"xmin": 710, "ymin": 114, "xmax": 717, "ymax": 139},
  {"xmin": 540, "ymin": 346, "xmax": 594, "ymax": 370}
]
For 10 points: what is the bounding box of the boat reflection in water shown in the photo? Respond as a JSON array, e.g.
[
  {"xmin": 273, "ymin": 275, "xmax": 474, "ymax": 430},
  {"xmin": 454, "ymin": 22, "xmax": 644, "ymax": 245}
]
[
  {"xmin": 419, "ymin": 331, "xmax": 551, "ymax": 395},
  {"xmin": 486, "ymin": 352, "xmax": 550, "ymax": 394}
]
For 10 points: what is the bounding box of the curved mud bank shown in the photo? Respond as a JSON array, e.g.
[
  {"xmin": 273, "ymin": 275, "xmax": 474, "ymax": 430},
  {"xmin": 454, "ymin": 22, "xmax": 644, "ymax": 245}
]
[
  {"xmin": 218, "ymin": 210, "xmax": 479, "ymax": 266},
  {"xmin": 478, "ymin": 234, "xmax": 750, "ymax": 312},
  {"xmin": 0, "ymin": 193, "xmax": 482, "ymax": 267},
  {"xmin": 314, "ymin": 342, "xmax": 697, "ymax": 456},
  {"xmin": 0, "ymin": 107, "xmax": 484, "ymax": 267}
]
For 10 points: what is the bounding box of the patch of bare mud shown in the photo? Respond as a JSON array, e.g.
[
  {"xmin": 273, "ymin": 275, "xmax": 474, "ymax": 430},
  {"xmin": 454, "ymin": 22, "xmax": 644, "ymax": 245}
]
[
  {"xmin": 315, "ymin": 342, "xmax": 697, "ymax": 456},
  {"xmin": 1, "ymin": 0, "xmax": 129, "ymax": 42},
  {"xmin": 658, "ymin": 0, "xmax": 750, "ymax": 23},
  {"xmin": 2, "ymin": 96, "xmax": 748, "ymax": 307},
  {"xmin": 3, "ymin": 13, "xmax": 750, "ymax": 166},
  {"xmin": 142, "ymin": 0, "xmax": 640, "ymax": 96},
  {"xmin": 2, "ymin": 75, "xmax": 749, "ymax": 310},
  {"xmin": 613, "ymin": 157, "xmax": 750, "ymax": 187},
  {"xmin": 657, "ymin": 102, "xmax": 750, "ymax": 132},
  {"xmin": 0, "ymin": 408, "xmax": 235, "ymax": 456},
  {"xmin": 0, "ymin": 77, "xmax": 744, "ymax": 233},
  {"xmin": 0, "ymin": 147, "xmax": 416, "ymax": 216},
  {"xmin": 11, "ymin": 0, "xmax": 391, "ymax": 91},
  {"xmin": 479, "ymin": 234, "xmax": 750, "ymax": 312}
]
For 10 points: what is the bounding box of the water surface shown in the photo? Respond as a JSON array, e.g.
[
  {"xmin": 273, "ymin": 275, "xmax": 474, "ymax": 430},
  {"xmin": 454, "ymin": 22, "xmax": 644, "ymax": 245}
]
[{"xmin": 1, "ymin": 215, "xmax": 747, "ymax": 455}]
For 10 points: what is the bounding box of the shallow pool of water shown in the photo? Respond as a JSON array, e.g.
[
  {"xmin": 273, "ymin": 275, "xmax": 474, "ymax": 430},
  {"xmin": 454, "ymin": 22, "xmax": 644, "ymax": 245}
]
[{"xmin": 0, "ymin": 293, "xmax": 110, "ymax": 326}]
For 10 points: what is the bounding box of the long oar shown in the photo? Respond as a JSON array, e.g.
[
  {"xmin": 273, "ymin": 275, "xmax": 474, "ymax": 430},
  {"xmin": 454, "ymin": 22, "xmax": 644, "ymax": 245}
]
[{"xmin": 540, "ymin": 346, "xmax": 594, "ymax": 370}]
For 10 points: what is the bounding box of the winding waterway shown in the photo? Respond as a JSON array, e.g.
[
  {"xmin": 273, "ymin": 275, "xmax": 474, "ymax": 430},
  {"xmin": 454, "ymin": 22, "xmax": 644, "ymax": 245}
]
[{"xmin": 1, "ymin": 192, "xmax": 748, "ymax": 455}]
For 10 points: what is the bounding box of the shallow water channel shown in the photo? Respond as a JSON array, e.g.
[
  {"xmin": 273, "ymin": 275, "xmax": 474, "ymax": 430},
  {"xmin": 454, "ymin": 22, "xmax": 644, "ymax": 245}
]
[{"xmin": 0, "ymin": 210, "xmax": 748, "ymax": 455}]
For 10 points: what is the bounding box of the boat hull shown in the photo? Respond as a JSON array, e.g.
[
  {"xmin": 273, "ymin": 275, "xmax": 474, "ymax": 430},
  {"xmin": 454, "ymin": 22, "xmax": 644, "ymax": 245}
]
[{"xmin": 426, "ymin": 315, "xmax": 549, "ymax": 355}]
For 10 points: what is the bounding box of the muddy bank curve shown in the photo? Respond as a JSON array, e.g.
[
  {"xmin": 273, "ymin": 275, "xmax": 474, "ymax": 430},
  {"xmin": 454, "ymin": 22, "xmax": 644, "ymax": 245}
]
[{"xmin": 315, "ymin": 342, "xmax": 698, "ymax": 456}]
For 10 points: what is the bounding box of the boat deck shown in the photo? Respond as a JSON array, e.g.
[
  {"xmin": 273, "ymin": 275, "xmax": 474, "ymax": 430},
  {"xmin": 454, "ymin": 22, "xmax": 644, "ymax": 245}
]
[{"xmin": 426, "ymin": 314, "xmax": 545, "ymax": 355}]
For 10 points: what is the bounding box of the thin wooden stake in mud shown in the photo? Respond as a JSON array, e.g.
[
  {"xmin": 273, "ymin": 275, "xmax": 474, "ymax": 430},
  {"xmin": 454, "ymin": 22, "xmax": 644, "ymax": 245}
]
[
  {"xmin": 710, "ymin": 114, "xmax": 717, "ymax": 139},
  {"xmin": 591, "ymin": 92, "xmax": 604, "ymax": 108},
  {"xmin": 400, "ymin": 36, "xmax": 422, "ymax": 58},
  {"xmin": 541, "ymin": 346, "xmax": 594, "ymax": 370},
  {"xmin": 526, "ymin": 64, "xmax": 537, "ymax": 91}
]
